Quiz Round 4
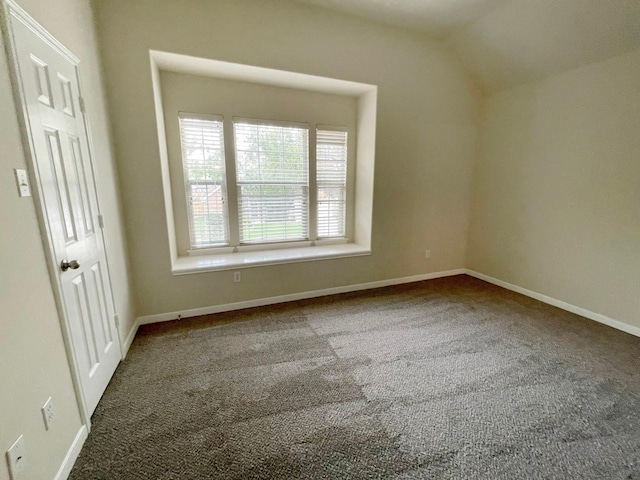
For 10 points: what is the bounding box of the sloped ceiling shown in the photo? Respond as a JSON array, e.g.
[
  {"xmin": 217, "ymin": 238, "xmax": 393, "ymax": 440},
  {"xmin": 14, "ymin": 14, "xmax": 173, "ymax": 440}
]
[
  {"xmin": 290, "ymin": 0, "xmax": 640, "ymax": 92},
  {"xmin": 290, "ymin": 0, "xmax": 510, "ymax": 38}
]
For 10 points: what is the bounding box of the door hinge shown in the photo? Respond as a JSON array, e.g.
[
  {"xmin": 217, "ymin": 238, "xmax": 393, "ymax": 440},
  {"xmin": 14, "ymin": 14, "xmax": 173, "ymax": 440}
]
[
  {"xmin": 79, "ymin": 96, "xmax": 86, "ymax": 113},
  {"xmin": 98, "ymin": 214, "xmax": 104, "ymax": 229},
  {"xmin": 114, "ymin": 314, "xmax": 120, "ymax": 328}
]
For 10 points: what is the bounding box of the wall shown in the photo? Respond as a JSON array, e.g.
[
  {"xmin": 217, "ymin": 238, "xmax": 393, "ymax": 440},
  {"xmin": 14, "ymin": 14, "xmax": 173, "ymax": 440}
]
[
  {"xmin": 0, "ymin": 0, "xmax": 133, "ymax": 478},
  {"xmin": 467, "ymin": 48, "xmax": 640, "ymax": 328},
  {"xmin": 93, "ymin": 0, "xmax": 479, "ymax": 317}
]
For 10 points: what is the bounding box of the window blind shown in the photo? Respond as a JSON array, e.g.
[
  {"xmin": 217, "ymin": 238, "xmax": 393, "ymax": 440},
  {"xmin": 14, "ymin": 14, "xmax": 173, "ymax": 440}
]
[
  {"xmin": 234, "ymin": 121, "xmax": 309, "ymax": 243},
  {"xmin": 179, "ymin": 115, "xmax": 229, "ymax": 247},
  {"xmin": 316, "ymin": 129, "xmax": 347, "ymax": 238}
]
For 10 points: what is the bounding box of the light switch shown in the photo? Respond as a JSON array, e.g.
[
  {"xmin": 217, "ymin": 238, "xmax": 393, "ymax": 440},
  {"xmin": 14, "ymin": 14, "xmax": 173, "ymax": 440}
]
[{"xmin": 14, "ymin": 169, "xmax": 31, "ymax": 197}]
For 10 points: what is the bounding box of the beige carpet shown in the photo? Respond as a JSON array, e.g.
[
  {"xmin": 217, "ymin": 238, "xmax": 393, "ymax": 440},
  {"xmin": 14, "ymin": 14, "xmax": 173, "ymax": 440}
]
[{"xmin": 70, "ymin": 275, "xmax": 640, "ymax": 479}]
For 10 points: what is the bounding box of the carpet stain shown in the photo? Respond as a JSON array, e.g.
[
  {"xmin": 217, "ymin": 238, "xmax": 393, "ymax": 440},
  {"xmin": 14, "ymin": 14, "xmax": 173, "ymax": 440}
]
[
  {"xmin": 226, "ymin": 358, "xmax": 367, "ymax": 422},
  {"xmin": 231, "ymin": 420, "xmax": 428, "ymax": 480}
]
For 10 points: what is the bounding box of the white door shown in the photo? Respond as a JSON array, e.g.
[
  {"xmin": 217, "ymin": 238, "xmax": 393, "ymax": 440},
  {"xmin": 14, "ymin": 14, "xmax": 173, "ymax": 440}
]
[{"xmin": 6, "ymin": 6, "xmax": 121, "ymax": 415}]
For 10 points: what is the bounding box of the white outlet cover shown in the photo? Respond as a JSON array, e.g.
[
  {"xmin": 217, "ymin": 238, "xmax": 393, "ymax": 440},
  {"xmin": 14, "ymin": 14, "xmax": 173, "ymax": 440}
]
[
  {"xmin": 42, "ymin": 397, "xmax": 54, "ymax": 430},
  {"xmin": 6, "ymin": 434, "xmax": 26, "ymax": 480}
]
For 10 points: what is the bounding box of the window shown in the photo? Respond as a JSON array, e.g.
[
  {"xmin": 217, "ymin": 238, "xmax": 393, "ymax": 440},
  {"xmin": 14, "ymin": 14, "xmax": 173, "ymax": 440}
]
[
  {"xmin": 179, "ymin": 114, "xmax": 229, "ymax": 248},
  {"xmin": 178, "ymin": 115, "xmax": 349, "ymax": 251},
  {"xmin": 234, "ymin": 120, "xmax": 309, "ymax": 244},
  {"xmin": 316, "ymin": 128, "xmax": 348, "ymax": 238}
]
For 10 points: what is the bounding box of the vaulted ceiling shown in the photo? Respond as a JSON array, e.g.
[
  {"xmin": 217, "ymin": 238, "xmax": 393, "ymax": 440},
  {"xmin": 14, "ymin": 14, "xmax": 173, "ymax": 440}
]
[
  {"xmin": 290, "ymin": 0, "xmax": 510, "ymax": 38},
  {"xmin": 290, "ymin": 0, "xmax": 640, "ymax": 91}
]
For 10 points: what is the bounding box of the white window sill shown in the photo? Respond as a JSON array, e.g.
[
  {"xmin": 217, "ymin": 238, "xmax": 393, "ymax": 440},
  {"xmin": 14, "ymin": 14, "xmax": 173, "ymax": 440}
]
[{"xmin": 171, "ymin": 243, "xmax": 371, "ymax": 275}]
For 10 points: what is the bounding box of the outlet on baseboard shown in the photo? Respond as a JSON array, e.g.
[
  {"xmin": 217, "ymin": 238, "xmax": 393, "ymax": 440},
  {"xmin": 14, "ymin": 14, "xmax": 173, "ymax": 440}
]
[{"xmin": 41, "ymin": 397, "xmax": 54, "ymax": 430}]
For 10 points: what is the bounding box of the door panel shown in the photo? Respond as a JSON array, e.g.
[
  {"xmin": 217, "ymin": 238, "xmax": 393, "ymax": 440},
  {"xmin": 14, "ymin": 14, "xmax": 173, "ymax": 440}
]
[
  {"xmin": 8, "ymin": 9, "xmax": 121, "ymax": 416},
  {"xmin": 44, "ymin": 127, "xmax": 78, "ymax": 243},
  {"xmin": 89, "ymin": 262, "xmax": 113, "ymax": 348},
  {"xmin": 68, "ymin": 134, "xmax": 95, "ymax": 235},
  {"xmin": 71, "ymin": 273, "xmax": 99, "ymax": 369}
]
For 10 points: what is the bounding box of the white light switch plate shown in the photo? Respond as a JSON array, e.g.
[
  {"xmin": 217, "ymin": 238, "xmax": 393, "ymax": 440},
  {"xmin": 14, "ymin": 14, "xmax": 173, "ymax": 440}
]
[{"xmin": 14, "ymin": 169, "xmax": 31, "ymax": 197}]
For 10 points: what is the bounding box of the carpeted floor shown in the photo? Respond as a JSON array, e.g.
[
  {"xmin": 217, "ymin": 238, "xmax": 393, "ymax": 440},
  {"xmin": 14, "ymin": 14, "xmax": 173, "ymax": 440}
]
[{"xmin": 69, "ymin": 275, "xmax": 640, "ymax": 479}]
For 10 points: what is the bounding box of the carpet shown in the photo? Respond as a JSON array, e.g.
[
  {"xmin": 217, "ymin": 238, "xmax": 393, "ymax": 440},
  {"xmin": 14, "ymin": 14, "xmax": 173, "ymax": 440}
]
[{"xmin": 69, "ymin": 275, "xmax": 640, "ymax": 479}]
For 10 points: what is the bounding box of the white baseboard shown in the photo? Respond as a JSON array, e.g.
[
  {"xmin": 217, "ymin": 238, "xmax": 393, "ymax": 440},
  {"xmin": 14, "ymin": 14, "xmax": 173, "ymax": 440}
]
[
  {"xmin": 136, "ymin": 269, "xmax": 466, "ymax": 326},
  {"xmin": 133, "ymin": 267, "xmax": 638, "ymax": 339},
  {"xmin": 465, "ymin": 269, "xmax": 640, "ymax": 338},
  {"xmin": 53, "ymin": 424, "xmax": 88, "ymax": 480},
  {"xmin": 121, "ymin": 320, "xmax": 139, "ymax": 359}
]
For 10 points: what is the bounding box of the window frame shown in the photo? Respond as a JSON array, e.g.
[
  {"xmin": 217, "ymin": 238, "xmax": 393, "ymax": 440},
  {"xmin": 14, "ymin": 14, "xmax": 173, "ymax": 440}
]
[
  {"xmin": 316, "ymin": 125, "xmax": 349, "ymax": 240},
  {"xmin": 232, "ymin": 117, "xmax": 311, "ymax": 246},
  {"xmin": 179, "ymin": 114, "xmax": 352, "ymax": 255},
  {"xmin": 178, "ymin": 112, "xmax": 230, "ymax": 249}
]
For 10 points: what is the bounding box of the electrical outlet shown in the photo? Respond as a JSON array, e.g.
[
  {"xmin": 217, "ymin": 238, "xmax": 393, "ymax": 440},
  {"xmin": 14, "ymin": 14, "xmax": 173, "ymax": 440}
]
[
  {"xmin": 233, "ymin": 271, "xmax": 241, "ymax": 283},
  {"xmin": 425, "ymin": 250, "xmax": 431, "ymax": 259},
  {"xmin": 6, "ymin": 435, "xmax": 26, "ymax": 480},
  {"xmin": 41, "ymin": 397, "xmax": 54, "ymax": 430}
]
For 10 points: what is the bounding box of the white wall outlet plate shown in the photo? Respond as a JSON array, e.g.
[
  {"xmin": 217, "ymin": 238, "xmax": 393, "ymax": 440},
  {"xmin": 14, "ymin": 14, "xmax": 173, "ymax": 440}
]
[
  {"xmin": 14, "ymin": 169, "xmax": 31, "ymax": 197},
  {"xmin": 6, "ymin": 434, "xmax": 26, "ymax": 480},
  {"xmin": 425, "ymin": 250, "xmax": 431, "ymax": 259},
  {"xmin": 42, "ymin": 396, "xmax": 54, "ymax": 430},
  {"xmin": 233, "ymin": 271, "xmax": 241, "ymax": 283}
]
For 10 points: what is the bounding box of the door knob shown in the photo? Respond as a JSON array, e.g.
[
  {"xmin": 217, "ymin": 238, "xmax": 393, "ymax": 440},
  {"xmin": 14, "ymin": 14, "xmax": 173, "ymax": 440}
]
[{"xmin": 60, "ymin": 259, "xmax": 80, "ymax": 272}]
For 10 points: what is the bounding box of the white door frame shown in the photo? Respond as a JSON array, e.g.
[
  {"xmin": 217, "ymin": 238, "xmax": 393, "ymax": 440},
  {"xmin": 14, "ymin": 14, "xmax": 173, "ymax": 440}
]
[{"xmin": 1, "ymin": 0, "xmax": 124, "ymax": 428}]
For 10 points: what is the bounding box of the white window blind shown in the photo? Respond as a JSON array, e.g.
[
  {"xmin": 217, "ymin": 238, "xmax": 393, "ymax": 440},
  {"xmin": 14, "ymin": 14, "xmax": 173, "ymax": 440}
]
[
  {"xmin": 234, "ymin": 120, "xmax": 309, "ymax": 243},
  {"xmin": 316, "ymin": 129, "xmax": 347, "ymax": 238},
  {"xmin": 179, "ymin": 114, "xmax": 229, "ymax": 247}
]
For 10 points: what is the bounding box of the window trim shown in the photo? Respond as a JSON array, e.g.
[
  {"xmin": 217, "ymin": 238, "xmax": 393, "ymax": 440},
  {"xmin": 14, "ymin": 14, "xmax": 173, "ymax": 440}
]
[{"xmin": 175, "ymin": 242, "xmax": 371, "ymax": 274}]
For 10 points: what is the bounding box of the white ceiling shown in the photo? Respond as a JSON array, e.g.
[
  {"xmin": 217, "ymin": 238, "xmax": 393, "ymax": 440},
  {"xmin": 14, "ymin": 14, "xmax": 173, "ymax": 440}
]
[{"xmin": 290, "ymin": 0, "xmax": 640, "ymax": 91}]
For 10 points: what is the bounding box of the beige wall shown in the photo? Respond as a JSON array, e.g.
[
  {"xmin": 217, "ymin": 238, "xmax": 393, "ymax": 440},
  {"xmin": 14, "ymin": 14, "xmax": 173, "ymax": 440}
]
[
  {"xmin": 0, "ymin": 0, "xmax": 133, "ymax": 478},
  {"xmin": 467, "ymin": 48, "xmax": 640, "ymax": 328},
  {"xmin": 93, "ymin": 0, "xmax": 479, "ymax": 317}
]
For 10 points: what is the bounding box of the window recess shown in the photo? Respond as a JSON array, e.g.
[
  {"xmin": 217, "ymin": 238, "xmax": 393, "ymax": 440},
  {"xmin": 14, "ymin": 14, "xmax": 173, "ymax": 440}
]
[{"xmin": 151, "ymin": 53, "xmax": 376, "ymax": 274}]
